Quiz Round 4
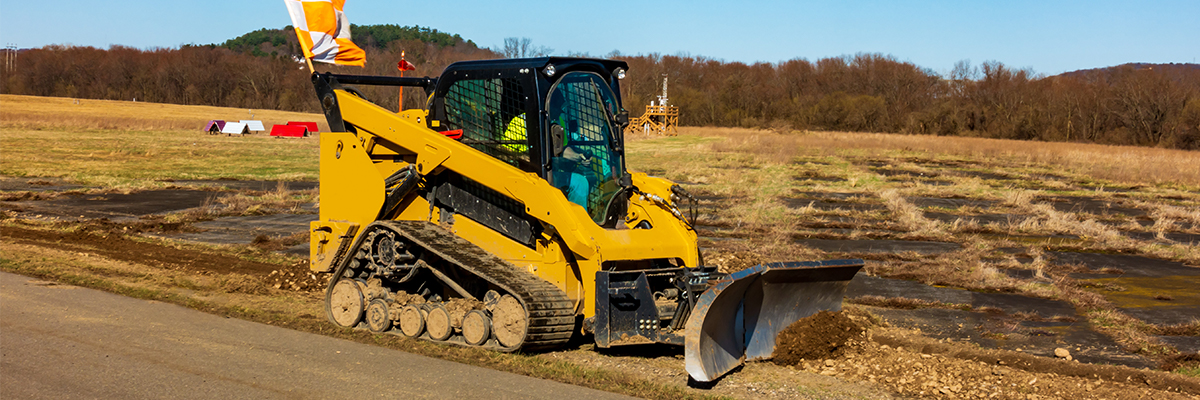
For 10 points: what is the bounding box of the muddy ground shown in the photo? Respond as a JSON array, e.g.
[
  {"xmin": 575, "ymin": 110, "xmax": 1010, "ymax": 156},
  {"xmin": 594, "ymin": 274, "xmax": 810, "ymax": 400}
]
[{"xmin": 2, "ymin": 167, "xmax": 1198, "ymax": 399}]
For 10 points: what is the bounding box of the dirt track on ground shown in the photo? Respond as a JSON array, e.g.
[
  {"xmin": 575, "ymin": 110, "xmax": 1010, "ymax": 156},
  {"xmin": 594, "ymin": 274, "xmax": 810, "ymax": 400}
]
[
  {"xmin": 2, "ymin": 225, "xmax": 276, "ymax": 276},
  {"xmin": 0, "ymin": 223, "xmax": 321, "ymax": 291}
]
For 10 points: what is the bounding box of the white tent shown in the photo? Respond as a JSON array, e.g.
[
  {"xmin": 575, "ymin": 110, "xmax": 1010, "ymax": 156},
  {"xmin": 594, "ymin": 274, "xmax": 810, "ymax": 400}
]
[
  {"xmin": 240, "ymin": 120, "xmax": 266, "ymax": 132},
  {"xmin": 222, "ymin": 122, "xmax": 249, "ymax": 135}
]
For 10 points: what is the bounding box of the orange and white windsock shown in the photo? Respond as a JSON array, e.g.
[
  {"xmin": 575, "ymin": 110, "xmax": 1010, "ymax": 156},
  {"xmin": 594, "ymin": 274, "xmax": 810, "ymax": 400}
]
[{"xmin": 283, "ymin": 0, "xmax": 366, "ymax": 66}]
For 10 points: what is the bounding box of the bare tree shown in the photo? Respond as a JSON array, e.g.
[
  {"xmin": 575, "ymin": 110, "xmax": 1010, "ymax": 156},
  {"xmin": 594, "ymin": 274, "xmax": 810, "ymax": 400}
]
[{"xmin": 499, "ymin": 37, "xmax": 553, "ymax": 58}]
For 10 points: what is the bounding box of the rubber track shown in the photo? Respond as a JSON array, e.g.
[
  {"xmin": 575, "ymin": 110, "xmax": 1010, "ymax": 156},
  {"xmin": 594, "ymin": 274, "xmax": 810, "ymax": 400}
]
[{"xmin": 377, "ymin": 220, "xmax": 576, "ymax": 351}]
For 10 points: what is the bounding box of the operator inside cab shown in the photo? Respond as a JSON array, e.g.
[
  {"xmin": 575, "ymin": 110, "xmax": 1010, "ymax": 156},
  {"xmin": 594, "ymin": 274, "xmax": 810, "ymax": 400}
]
[{"xmin": 546, "ymin": 72, "xmax": 624, "ymax": 224}]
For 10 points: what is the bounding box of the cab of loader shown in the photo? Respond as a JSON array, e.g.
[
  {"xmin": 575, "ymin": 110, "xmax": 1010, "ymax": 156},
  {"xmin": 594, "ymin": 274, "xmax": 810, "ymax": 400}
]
[{"xmin": 425, "ymin": 57, "xmax": 631, "ymax": 226}]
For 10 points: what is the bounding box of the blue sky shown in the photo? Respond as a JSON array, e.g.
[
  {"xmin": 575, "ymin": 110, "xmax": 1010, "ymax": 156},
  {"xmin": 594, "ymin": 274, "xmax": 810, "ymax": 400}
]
[{"xmin": 1, "ymin": 0, "xmax": 1196, "ymax": 75}]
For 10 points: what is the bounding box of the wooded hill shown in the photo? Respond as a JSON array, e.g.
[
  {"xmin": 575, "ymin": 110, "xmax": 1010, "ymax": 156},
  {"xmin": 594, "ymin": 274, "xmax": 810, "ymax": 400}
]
[{"xmin": 2, "ymin": 25, "xmax": 1197, "ymax": 149}]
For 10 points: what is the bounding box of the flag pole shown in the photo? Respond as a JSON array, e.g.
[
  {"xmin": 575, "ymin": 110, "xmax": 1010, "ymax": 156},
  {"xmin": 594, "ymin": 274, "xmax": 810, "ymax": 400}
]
[
  {"xmin": 397, "ymin": 51, "xmax": 406, "ymax": 112},
  {"xmin": 305, "ymin": 56, "xmax": 315, "ymax": 74}
]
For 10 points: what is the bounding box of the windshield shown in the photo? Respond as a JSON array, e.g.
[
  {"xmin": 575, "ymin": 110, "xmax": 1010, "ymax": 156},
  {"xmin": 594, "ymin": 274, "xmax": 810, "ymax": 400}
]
[{"xmin": 547, "ymin": 71, "xmax": 625, "ymax": 225}]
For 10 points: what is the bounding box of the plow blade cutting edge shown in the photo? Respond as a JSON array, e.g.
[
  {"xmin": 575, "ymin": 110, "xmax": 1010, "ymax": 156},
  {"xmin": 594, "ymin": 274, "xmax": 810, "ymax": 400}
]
[{"xmin": 683, "ymin": 259, "xmax": 865, "ymax": 382}]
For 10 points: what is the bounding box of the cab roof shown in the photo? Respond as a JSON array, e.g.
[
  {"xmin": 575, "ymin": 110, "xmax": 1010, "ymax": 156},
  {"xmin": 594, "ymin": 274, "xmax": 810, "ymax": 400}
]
[{"xmin": 443, "ymin": 57, "xmax": 628, "ymax": 76}]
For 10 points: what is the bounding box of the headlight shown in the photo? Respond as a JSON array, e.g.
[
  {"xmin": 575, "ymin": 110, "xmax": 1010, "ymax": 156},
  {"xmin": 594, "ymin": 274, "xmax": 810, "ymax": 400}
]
[
  {"xmin": 614, "ymin": 68, "xmax": 626, "ymax": 79},
  {"xmin": 544, "ymin": 64, "xmax": 556, "ymax": 77}
]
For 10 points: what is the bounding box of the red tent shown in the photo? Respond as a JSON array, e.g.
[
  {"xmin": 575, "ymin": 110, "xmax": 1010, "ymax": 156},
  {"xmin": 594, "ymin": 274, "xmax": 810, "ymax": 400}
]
[
  {"xmin": 287, "ymin": 121, "xmax": 319, "ymax": 133},
  {"xmin": 270, "ymin": 124, "xmax": 309, "ymax": 138}
]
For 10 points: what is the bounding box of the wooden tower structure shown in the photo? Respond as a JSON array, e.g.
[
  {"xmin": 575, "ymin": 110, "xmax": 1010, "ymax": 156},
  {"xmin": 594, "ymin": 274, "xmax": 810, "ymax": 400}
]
[{"xmin": 626, "ymin": 74, "xmax": 679, "ymax": 136}]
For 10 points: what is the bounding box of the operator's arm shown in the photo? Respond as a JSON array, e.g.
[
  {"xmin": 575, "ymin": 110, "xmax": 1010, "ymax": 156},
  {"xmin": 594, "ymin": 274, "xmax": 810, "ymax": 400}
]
[{"xmin": 562, "ymin": 146, "xmax": 589, "ymax": 163}]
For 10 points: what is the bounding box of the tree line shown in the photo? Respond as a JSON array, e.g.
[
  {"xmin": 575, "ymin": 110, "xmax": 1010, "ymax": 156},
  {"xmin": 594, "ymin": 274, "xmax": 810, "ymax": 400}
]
[
  {"xmin": 1, "ymin": 45, "xmax": 315, "ymax": 111},
  {"xmin": 0, "ymin": 26, "xmax": 495, "ymax": 114},
  {"xmin": 2, "ymin": 26, "xmax": 1197, "ymax": 149},
  {"xmin": 617, "ymin": 54, "xmax": 1200, "ymax": 149}
]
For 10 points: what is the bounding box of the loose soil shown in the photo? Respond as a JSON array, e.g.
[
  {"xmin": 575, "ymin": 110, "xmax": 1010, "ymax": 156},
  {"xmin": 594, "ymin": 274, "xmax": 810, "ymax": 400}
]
[
  {"xmin": 773, "ymin": 311, "xmax": 864, "ymax": 365},
  {"xmin": 768, "ymin": 311, "xmax": 1198, "ymax": 399},
  {"xmin": 0, "ymin": 224, "xmax": 277, "ymax": 276}
]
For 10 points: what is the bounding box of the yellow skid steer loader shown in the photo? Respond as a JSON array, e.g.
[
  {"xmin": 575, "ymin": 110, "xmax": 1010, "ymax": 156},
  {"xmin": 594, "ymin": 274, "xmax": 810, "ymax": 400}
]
[{"xmin": 306, "ymin": 57, "xmax": 862, "ymax": 382}]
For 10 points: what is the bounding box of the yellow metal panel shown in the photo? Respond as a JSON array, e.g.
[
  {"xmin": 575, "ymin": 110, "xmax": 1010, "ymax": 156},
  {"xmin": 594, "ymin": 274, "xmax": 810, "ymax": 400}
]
[
  {"xmin": 319, "ymin": 132, "xmax": 384, "ymax": 226},
  {"xmin": 309, "ymin": 220, "xmax": 359, "ymax": 272},
  {"xmin": 416, "ymin": 143, "xmax": 451, "ymax": 175},
  {"xmin": 393, "ymin": 194, "xmax": 432, "ymax": 222}
]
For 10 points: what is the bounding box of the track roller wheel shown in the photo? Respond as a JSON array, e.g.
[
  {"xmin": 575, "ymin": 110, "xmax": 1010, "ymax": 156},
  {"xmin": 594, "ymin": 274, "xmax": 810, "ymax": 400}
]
[
  {"xmin": 492, "ymin": 295, "xmax": 527, "ymax": 348},
  {"xmin": 365, "ymin": 299, "xmax": 392, "ymax": 333},
  {"xmin": 398, "ymin": 305, "xmax": 425, "ymax": 337},
  {"xmin": 426, "ymin": 306, "xmax": 453, "ymax": 341},
  {"xmin": 462, "ymin": 310, "xmax": 492, "ymax": 346},
  {"xmin": 329, "ymin": 280, "xmax": 365, "ymax": 327}
]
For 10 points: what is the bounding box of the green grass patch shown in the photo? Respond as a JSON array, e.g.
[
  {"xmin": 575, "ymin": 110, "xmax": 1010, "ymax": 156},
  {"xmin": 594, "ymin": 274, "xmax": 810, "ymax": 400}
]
[{"xmin": 1175, "ymin": 365, "xmax": 1200, "ymax": 377}]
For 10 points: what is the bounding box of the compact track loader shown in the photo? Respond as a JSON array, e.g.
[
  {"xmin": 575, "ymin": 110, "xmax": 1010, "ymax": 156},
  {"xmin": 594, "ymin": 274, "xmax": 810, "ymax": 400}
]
[{"xmin": 307, "ymin": 57, "xmax": 863, "ymax": 382}]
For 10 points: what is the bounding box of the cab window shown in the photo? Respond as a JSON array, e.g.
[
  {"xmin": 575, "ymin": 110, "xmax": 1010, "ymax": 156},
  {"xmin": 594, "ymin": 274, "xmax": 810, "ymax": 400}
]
[
  {"xmin": 546, "ymin": 72, "xmax": 625, "ymax": 224},
  {"xmin": 443, "ymin": 78, "xmax": 531, "ymax": 170}
]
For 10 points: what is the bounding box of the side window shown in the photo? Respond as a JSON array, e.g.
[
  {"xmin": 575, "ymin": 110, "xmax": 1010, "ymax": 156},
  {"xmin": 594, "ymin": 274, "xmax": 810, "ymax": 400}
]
[
  {"xmin": 443, "ymin": 78, "xmax": 531, "ymax": 170},
  {"xmin": 547, "ymin": 72, "xmax": 624, "ymax": 224}
]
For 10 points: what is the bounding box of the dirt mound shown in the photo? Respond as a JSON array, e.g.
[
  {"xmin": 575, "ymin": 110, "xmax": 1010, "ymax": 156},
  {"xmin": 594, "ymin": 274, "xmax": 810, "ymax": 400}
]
[
  {"xmin": 76, "ymin": 217, "xmax": 194, "ymax": 235},
  {"xmin": 1, "ymin": 224, "xmax": 278, "ymax": 277},
  {"xmin": 772, "ymin": 310, "xmax": 864, "ymax": 366}
]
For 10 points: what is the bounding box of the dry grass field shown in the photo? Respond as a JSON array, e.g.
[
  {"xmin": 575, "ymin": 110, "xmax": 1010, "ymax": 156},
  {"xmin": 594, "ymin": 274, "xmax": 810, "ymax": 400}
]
[
  {"xmin": 1, "ymin": 94, "xmax": 329, "ymax": 132},
  {"xmin": 1, "ymin": 94, "xmax": 324, "ymax": 187},
  {"xmin": 698, "ymin": 128, "xmax": 1200, "ymax": 187},
  {"xmin": 628, "ymin": 126, "xmax": 1200, "ymax": 384},
  {"xmin": 3, "ymin": 96, "xmax": 1198, "ymax": 399}
]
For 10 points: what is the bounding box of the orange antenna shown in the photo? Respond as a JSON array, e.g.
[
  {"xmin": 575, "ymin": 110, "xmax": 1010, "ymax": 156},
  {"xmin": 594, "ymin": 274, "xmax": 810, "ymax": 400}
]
[{"xmin": 397, "ymin": 51, "xmax": 416, "ymax": 111}]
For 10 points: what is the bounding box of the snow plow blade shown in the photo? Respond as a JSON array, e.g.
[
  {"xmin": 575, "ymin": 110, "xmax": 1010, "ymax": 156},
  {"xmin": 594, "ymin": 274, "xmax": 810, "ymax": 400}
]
[{"xmin": 683, "ymin": 259, "xmax": 864, "ymax": 382}]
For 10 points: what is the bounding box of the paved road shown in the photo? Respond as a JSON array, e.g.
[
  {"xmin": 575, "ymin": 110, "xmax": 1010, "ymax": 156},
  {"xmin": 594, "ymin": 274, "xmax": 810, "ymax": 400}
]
[{"xmin": 0, "ymin": 271, "xmax": 634, "ymax": 399}]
